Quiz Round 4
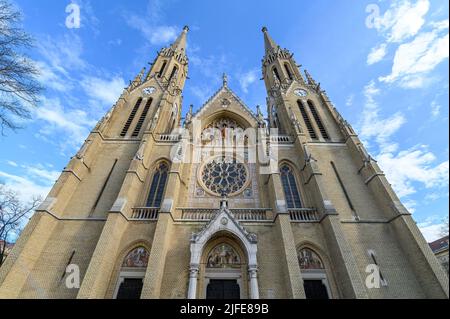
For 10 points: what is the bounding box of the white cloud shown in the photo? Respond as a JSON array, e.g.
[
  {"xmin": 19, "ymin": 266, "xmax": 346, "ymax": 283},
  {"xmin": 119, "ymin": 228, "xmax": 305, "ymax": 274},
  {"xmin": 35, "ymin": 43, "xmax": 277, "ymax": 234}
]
[
  {"xmin": 378, "ymin": 18, "xmax": 449, "ymax": 88},
  {"xmin": 128, "ymin": 16, "xmax": 178, "ymax": 45},
  {"xmin": 374, "ymin": 0, "xmax": 430, "ymax": 43},
  {"xmin": 418, "ymin": 216, "xmax": 447, "ymax": 242},
  {"xmin": 431, "ymin": 100, "xmax": 442, "ymax": 118},
  {"xmin": 357, "ymin": 81, "xmax": 448, "ymax": 199},
  {"xmin": 23, "ymin": 164, "xmax": 60, "ymax": 185},
  {"xmin": 0, "ymin": 171, "xmax": 51, "ymax": 202},
  {"xmin": 377, "ymin": 146, "xmax": 449, "ymax": 197},
  {"xmin": 345, "ymin": 94, "xmax": 354, "ymax": 107},
  {"xmin": 81, "ymin": 76, "xmax": 126, "ymax": 105},
  {"xmin": 238, "ymin": 69, "xmax": 258, "ymax": 93},
  {"xmin": 6, "ymin": 161, "xmax": 18, "ymax": 167},
  {"xmin": 34, "ymin": 97, "xmax": 97, "ymax": 151},
  {"xmin": 359, "ymin": 81, "xmax": 406, "ymax": 151},
  {"xmin": 35, "ymin": 61, "xmax": 73, "ymax": 92},
  {"xmin": 38, "ymin": 33, "xmax": 86, "ymax": 74},
  {"xmin": 367, "ymin": 43, "xmax": 387, "ymax": 65}
]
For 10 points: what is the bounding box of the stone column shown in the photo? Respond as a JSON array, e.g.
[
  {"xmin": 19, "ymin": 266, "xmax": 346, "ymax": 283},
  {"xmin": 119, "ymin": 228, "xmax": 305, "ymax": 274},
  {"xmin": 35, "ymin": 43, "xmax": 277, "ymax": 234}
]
[
  {"xmin": 187, "ymin": 264, "xmax": 199, "ymax": 299},
  {"xmin": 248, "ymin": 265, "xmax": 260, "ymax": 299}
]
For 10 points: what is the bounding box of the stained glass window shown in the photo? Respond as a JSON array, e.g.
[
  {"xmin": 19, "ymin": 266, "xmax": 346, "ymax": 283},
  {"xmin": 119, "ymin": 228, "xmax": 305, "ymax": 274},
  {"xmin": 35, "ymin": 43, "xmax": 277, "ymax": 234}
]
[
  {"xmin": 146, "ymin": 162, "xmax": 169, "ymax": 207},
  {"xmin": 280, "ymin": 164, "xmax": 302, "ymax": 208},
  {"xmin": 200, "ymin": 156, "xmax": 248, "ymax": 197}
]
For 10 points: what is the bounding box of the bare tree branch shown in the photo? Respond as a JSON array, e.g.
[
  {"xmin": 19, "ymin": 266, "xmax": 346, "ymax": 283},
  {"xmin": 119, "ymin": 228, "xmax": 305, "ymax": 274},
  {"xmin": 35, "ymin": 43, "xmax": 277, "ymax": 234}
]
[
  {"xmin": 0, "ymin": 185, "xmax": 41, "ymax": 266},
  {"xmin": 0, "ymin": 0, "xmax": 43, "ymax": 134}
]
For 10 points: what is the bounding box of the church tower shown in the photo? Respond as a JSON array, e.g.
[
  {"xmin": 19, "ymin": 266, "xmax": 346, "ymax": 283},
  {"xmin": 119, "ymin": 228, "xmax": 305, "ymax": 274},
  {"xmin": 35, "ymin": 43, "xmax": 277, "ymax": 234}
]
[{"xmin": 0, "ymin": 26, "xmax": 447, "ymax": 299}]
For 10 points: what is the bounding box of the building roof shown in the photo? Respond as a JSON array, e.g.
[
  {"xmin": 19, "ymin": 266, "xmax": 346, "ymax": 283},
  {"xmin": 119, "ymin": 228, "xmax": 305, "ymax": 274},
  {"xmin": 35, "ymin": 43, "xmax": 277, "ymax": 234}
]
[{"xmin": 429, "ymin": 235, "xmax": 449, "ymax": 253}]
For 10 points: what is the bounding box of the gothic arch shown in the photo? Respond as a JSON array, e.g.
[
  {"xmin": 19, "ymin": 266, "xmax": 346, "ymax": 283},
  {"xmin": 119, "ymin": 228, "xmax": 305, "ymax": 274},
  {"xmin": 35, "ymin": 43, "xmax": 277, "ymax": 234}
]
[
  {"xmin": 296, "ymin": 241, "xmax": 337, "ymax": 299},
  {"xmin": 202, "ymin": 110, "xmax": 253, "ymax": 130},
  {"xmin": 139, "ymin": 159, "xmax": 171, "ymax": 207},
  {"xmin": 278, "ymin": 161, "xmax": 305, "ymax": 209},
  {"xmin": 188, "ymin": 206, "xmax": 259, "ymax": 299},
  {"xmin": 108, "ymin": 240, "xmax": 152, "ymax": 299}
]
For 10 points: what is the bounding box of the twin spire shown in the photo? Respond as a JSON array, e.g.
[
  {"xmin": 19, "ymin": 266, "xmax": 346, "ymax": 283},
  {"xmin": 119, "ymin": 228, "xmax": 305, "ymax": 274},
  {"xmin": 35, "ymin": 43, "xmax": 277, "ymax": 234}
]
[{"xmin": 169, "ymin": 25, "xmax": 280, "ymax": 56}]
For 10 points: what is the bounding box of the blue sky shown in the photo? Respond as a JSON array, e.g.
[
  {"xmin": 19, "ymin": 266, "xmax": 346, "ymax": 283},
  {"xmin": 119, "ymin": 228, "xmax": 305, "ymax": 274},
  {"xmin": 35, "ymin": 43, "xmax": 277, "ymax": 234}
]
[{"xmin": 0, "ymin": 0, "xmax": 448, "ymax": 241}]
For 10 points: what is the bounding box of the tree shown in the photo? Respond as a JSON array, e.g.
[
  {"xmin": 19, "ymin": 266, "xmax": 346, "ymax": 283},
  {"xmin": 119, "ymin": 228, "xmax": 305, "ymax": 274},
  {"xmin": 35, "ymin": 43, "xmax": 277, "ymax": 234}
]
[
  {"xmin": 0, "ymin": 0, "xmax": 42, "ymax": 134},
  {"xmin": 0, "ymin": 185, "xmax": 41, "ymax": 266}
]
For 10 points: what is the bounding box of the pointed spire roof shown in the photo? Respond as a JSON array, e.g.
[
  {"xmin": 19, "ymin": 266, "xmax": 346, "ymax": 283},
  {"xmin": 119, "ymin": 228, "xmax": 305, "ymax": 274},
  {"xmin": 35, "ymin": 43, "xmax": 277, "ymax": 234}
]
[
  {"xmin": 171, "ymin": 25, "xmax": 189, "ymax": 52},
  {"xmin": 262, "ymin": 26, "xmax": 278, "ymax": 53}
]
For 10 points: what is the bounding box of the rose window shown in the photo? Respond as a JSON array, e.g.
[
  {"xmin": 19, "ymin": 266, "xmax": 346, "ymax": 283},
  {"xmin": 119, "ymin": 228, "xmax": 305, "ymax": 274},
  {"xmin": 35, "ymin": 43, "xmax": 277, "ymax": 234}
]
[{"xmin": 200, "ymin": 156, "xmax": 248, "ymax": 196}]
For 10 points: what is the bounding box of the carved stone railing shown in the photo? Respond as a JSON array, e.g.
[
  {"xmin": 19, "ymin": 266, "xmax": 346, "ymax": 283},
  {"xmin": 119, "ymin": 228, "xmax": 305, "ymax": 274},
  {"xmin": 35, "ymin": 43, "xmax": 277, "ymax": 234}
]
[
  {"xmin": 131, "ymin": 207, "xmax": 159, "ymax": 220},
  {"xmin": 289, "ymin": 208, "xmax": 320, "ymax": 222},
  {"xmin": 270, "ymin": 135, "xmax": 294, "ymax": 144},
  {"xmin": 155, "ymin": 134, "xmax": 181, "ymax": 142},
  {"xmin": 180, "ymin": 208, "xmax": 270, "ymax": 221}
]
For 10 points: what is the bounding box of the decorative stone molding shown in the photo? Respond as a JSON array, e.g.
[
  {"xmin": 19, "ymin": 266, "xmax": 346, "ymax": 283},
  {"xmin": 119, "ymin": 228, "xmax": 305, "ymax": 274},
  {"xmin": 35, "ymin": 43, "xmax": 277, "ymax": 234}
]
[{"xmin": 188, "ymin": 204, "xmax": 259, "ymax": 298}]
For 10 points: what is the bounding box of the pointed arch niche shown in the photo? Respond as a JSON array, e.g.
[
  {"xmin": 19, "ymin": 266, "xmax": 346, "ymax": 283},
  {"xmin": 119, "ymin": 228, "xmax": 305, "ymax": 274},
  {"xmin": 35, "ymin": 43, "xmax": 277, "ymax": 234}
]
[
  {"xmin": 113, "ymin": 245, "xmax": 150, "ymax": 299},
  {"xmin": 297, "ymin": 245, "xmax": 333, "ymax": 299},
  {"xmin": 188, "ymin": 205, "xmax": 259, "ymax": 299}
]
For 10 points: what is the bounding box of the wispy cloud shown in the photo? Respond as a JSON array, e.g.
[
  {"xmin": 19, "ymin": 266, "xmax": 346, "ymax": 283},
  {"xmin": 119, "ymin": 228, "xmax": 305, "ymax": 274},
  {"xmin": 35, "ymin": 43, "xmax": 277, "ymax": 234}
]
[
  {"xmin": 377, "ymin": 145, "xmax": 449, "ymax": 197},
  {"xmin": 238, "ymin": 69, "xmax": 259, "ymax": 93},
  {"xmin": 359, "ymin": 81, "xmax": 406, "ymax": 151},
  {"xmin": 34, "ymin": 97, "xmax": 97, "ymax": 153},
  {"xmin": 81, "ymin": 76, "xmax": 126, "ymax": 106},
  {"xmin": 367, "ymin": 43, "xmax": 387, "ymax": 65},
  {"xmin": 431, "ymin": 100, "xmax": 442, "ymax": 118},
  {"xmin": 372, "ymin": 0, "xmax": 430, "ymax": 43},
  {"xmin": 379, "ymin": 27, "xmax": 449, "ymax": 88},
  {"xmin": 418, "ymin": 215, "xmax": 447, "ymax": 242},
  {"xmin": 6, "ymin": 161, "xmax": 18, "ymax": 167},
  {"xmin": 357, "ymin": 81, "xmax": 448, "ymax": 199},
  {"xmin": 0, "ymin": 171, "xmax": 51, "ymax": 202}
]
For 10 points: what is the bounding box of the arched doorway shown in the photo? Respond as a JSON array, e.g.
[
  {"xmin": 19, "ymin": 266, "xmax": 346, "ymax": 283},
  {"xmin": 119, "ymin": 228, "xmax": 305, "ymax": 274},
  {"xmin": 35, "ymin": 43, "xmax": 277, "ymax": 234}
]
[
  {"xmin": 188, "ymin": 204, "xmax": 259, "ymax": 299},
  {"xmin": 202, "ymin": 236, "xmax": 246, "ymax": 299},
  {"xmin": 298, "ymin": 247, "xmax": 332, "ymax": 299}
]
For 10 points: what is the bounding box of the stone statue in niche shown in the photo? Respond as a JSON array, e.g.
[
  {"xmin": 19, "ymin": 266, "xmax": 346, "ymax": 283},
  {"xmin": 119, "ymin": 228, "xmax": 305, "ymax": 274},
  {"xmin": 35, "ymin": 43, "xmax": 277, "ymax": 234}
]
[
  {"xmin": 122, "ymin": 246, "xmax": 149, "ymax": 268},
  {"xmin": 206, "ymin": 243, "xmax": 241, "ymax": 268}
]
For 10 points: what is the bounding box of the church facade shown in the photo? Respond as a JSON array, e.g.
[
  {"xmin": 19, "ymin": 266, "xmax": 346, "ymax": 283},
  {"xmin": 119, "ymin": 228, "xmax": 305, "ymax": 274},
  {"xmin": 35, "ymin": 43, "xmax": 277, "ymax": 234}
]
[{"xmin": 0, "ymin": 27, "xmax": 448, "ymax": 299}]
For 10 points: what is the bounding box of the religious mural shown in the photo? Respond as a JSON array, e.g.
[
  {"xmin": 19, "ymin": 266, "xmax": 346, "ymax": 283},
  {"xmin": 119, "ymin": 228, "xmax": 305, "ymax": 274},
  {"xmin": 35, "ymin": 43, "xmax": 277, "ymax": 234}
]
[
  {"xmin": 206, "ymin": 243, "xmax": 241, "ymax": 268},
  {"xmin": 122, "ymin": 246, "xmax": 149, "ymax": 268},
  {"xmin": 298, "ymin": 248, "xmax": 324, "ymax": 270}
]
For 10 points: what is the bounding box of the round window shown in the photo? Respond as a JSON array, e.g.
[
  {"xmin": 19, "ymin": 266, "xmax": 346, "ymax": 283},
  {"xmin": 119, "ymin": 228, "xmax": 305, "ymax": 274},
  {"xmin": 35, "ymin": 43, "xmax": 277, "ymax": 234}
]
[{"xmin": 199, "ymin": 156, "xmax": 249, "ymax": 197}]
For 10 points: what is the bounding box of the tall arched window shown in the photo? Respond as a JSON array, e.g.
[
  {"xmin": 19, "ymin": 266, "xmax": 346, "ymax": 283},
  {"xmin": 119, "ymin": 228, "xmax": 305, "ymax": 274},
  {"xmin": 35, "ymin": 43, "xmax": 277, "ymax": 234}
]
[
  {"xmin": 146, "ymin": 162, "xmax": 169, "ymax": 207},
  {"xmin": 158, "ymin": 61, "xmax": 167, "ymax": 77},
  {"xmin": 272, "ymin": 67, "xmax": 281, "ymax": 83},
  {"xmin": 284, "ymin": 63, "xmax": 293, "ymax": 80},
  {"xmin": 280, "ymin": 164, "xmax": 302, "ymax": 208},
  {"xmin": 297, "ymin": 100, "xmax": 317, "ymax": 139},
  {"xmin": 307, "ymin": 100, "xmax": 329, "ymax": 139},
  {"xmin": 168, "ymin": 65, "xmax": 178, "ymax": 82},
  {"xmin": 121, "ymin": 98, "xmax": 143, "ymax": 137}
]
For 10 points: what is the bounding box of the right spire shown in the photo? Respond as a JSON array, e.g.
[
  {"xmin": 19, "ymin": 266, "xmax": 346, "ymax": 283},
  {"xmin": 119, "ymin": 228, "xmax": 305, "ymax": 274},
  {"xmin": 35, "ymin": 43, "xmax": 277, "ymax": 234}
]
[{"xmin": 262, "ymin": 26, "xmax": 278, "ymax": 54}]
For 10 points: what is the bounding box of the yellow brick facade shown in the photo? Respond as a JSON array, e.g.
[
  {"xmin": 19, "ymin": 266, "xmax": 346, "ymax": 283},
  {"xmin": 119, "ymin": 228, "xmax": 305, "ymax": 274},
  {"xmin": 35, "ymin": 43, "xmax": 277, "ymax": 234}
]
[{"xmin": 0, "ymin": 26, "xmax": 448, "ymax": 299}]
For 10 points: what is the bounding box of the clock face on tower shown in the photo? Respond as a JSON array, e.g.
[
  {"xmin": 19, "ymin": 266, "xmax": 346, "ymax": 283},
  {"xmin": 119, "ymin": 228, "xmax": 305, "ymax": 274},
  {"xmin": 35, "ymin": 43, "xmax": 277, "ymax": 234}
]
[
  {"xmin": 142, "ymin": 87, "xmax": 156, "ymax": 96},
  {"xmin": 294, "ymin": 89, "xmax": 308, "ymax": 97}
]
